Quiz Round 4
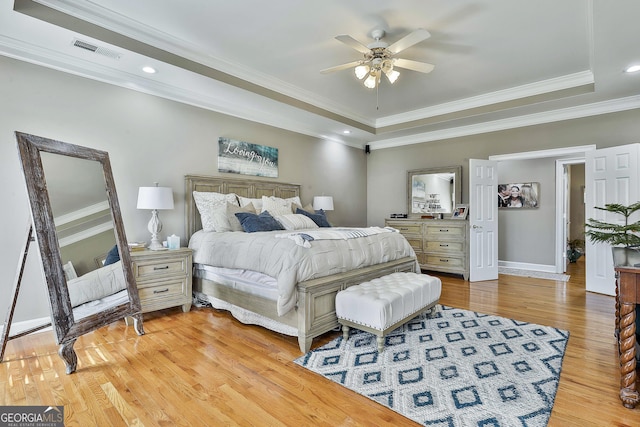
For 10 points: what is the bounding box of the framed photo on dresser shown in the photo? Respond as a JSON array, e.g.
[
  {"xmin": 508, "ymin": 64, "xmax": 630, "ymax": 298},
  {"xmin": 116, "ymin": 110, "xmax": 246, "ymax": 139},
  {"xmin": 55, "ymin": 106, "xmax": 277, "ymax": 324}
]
[{"xmin": 451, "ymin": 204, "xmax": 468, "ymax": 220}]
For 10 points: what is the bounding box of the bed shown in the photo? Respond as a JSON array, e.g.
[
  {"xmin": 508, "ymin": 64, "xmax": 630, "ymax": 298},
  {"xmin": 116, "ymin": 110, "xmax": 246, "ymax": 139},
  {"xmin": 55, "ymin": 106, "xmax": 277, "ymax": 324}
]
[{"xmin": 185, "ymin": 174, "xmax": 418, "ymax": 352}]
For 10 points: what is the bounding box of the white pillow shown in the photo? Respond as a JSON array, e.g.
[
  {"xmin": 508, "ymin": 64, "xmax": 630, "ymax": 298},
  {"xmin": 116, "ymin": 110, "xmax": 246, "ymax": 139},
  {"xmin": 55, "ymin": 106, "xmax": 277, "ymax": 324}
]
[
  {"xmin": 274, "ymin": 214, "xmax": 319, "ymax": 231},
  {"xmin": 193, "ymin": 191, "xmax": 239, "ymax": 231},
  {"xmin": 262, "ymin": 195, "xmax": 302, "ymax": 216}
]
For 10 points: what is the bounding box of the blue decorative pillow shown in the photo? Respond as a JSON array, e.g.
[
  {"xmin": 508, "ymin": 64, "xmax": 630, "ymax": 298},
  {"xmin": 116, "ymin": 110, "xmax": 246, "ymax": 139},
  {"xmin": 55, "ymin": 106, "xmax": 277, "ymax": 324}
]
[
  {"xmin": 103, "ymin": 245, "xmax": 120, "ymax": 266},
  {"xmin": 235, "ymin": 211, "xmax": 285, "ymax": 233},
  {"xmin": 296, "ymin": 208, "xmax": 331, "ymax": 227}
]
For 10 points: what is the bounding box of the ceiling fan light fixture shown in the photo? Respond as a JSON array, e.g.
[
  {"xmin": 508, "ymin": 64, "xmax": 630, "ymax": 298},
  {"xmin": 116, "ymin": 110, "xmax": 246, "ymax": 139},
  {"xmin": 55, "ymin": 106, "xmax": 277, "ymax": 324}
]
[
  {"xmin": 364, "ymin": 73, "xmax": 377, "ymax": 89},
  {"xmin": 385, "ymin": 69, "xmax": 400, "ymax": 84},
  {"xmin": 355, "ymin": 64, "xmax": 369, "ymax": 79}
]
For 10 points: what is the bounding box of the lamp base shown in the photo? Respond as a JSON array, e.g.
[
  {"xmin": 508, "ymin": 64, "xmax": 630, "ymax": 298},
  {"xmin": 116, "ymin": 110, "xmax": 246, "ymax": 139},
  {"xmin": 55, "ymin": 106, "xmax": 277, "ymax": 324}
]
[
  {"xmin": 148, "ymin": 240, "xmax": 167, "ymax": 251},
  {"xmin": 147, "ymin": 209, "xmax": 167, "ymax": 251}
]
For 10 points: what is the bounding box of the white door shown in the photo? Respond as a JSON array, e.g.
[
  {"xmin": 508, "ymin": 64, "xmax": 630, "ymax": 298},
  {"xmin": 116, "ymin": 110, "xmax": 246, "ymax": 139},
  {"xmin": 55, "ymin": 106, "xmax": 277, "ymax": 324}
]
[
  {"xmin": 585, "ymin": 144, "xmax": 640, "ymax": 295},
  {"xmin": 469, "ymin": 159, "xmax": 499, "ymax": 281}
]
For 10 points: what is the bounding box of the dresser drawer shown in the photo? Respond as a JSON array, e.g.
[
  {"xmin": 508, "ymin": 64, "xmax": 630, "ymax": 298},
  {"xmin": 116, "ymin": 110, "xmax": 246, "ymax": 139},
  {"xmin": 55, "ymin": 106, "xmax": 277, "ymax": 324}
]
[
  {"xmin": 392, "ymin": 223, "xmax": 422, "ymax": 235},
  {"xmin": 138, "ymin": 277, "xmax": 187, "ymax": 301},
  {"xmin": 405, "ymin": 237, "xmax": 423, "ymax": 251},
  {"xmin": 133, "ymin": 256, "xmax": 188, "ymax": 280},
  {"xmin": 426, "ymin": 225, "xmax": 465, "ymax": 239},
  {"xmin": 425, "ymin": 255, "xmax": 464, "ymax": 269},
  {"xmin": 425, "ymin": 241, "xmax": 464, "ymax": 253}
]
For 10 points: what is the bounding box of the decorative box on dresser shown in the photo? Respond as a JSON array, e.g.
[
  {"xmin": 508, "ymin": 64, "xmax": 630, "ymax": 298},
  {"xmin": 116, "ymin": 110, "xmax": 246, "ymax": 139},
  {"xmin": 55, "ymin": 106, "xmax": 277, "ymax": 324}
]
[
  {"xmin": 385, "ymin": 218, "xmax": 469, "ymax": 280},
  {"xmin": 129, "ymin": 247, "xmax": 193, "ymax": 313}
]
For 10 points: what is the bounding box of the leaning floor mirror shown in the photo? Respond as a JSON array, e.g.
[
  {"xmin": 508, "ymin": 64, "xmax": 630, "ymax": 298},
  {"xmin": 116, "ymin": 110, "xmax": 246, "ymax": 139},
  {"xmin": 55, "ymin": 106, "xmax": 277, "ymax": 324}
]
[{"xmin": 12, "ymin": 132, "xmax": 144, "ymax": 374}]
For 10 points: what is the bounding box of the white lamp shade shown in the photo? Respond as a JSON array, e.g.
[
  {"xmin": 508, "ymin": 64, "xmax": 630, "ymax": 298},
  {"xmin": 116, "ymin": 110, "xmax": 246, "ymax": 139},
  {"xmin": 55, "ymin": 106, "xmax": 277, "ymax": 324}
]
[
  {"xmin": 313, "ymin": 196, "xmax": 334, "ymax": 211},
  {"xmin": 137, "ymin": 186, "xmax": 174, "ymax": 210}
]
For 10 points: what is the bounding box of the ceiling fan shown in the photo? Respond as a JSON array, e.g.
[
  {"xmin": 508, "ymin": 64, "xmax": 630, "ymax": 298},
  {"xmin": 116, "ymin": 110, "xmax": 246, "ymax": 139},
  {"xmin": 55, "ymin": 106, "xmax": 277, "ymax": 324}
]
[{"xmin": 321, "ymin": 28, "xmax": 435, "ymax": 89}]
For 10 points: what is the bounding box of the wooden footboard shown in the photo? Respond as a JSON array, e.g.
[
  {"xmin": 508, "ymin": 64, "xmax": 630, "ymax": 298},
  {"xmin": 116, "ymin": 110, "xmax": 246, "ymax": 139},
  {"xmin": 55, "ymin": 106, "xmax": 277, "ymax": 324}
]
[{"xmin": 194, "ymin": 257, "xmax": 418, "ymax": 353}]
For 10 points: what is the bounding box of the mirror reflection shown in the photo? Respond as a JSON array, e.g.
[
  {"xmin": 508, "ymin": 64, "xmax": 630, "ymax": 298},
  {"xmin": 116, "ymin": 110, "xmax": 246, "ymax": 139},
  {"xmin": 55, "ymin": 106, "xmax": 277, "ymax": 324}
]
[
  {"xmin": 41, "ymin": 152, "xmax": 130, "ymax": 315},
  {"xmin": 407, "ymin": 166, "xmax": 462, "ymax": 216}
]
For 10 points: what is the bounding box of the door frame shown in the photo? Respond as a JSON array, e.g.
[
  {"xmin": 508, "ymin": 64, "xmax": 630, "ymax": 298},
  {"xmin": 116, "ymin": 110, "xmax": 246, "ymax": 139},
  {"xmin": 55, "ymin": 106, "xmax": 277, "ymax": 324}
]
[
  {"xmin": 555, "ymin": 158, "xmax": 586, "ymax": 273},
  {"xmin": 489, "ymin": 145, "xmax": 595, "ymax": 273}
]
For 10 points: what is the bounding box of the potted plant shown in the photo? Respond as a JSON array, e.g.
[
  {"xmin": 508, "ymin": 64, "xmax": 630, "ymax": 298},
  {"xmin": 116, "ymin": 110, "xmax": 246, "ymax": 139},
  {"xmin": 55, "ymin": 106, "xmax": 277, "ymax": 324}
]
[
  {"xmin": 566, "ymin": 238, "xmax": 585, "ymax": 263},
  {"xmin": 585, "ymin": 202, "xmax": 640, "ymax": 266}
]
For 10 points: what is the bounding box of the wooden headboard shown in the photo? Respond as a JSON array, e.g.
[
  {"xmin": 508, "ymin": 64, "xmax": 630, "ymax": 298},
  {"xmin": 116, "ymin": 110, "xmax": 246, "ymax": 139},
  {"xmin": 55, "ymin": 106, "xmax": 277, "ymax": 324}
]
[{"xmin": 184, "ymin": 174, "xmax": 301, "ymax": 241}]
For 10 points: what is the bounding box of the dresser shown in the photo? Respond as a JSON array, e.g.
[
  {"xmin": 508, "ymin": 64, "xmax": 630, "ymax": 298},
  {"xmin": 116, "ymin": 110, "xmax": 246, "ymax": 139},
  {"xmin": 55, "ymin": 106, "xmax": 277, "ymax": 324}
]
[
  {"xmin": 385, "ymin": 218, "xmax": 469, "ymax": 280},
  {"xmin": 129, "ymin": 247, "xmax": 193, "ymax": 313}
]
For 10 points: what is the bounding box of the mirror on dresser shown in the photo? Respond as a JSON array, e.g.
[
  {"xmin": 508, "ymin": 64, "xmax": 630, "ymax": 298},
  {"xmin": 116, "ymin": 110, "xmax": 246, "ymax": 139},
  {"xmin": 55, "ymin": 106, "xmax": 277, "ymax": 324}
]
[
  {"xmin": 387, "ymin": 165, "xmax": 468, "ymax": 280},
  {"xmin": 12, "ymin": 132, "xmax": 144, "ymax": 374},
  {"xmin": 407, "ymin": 166, "xmax": 461, "ymax": 217}
]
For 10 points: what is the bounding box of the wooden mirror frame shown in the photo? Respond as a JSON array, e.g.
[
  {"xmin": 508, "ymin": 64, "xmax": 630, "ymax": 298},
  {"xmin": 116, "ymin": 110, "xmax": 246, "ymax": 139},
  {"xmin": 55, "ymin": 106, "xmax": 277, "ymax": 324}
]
[
  {"xmin": 407, "ymin": 166, "xmax": 462, "ymax": 218},
  {"xmin": 14, "ymin": 132, "xmax": 144, "ymax": 373}
]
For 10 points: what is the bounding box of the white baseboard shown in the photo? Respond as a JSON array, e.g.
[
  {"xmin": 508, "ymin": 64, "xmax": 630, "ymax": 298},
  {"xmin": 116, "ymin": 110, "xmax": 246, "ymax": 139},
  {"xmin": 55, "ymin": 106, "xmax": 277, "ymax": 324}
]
[
  {"xmin": 498, "ymin": 260, "xmax": 556, "ymax": 273},
  {"xmin": 0, "ymin": 316, "xmax": 52, "ymax": 337}
]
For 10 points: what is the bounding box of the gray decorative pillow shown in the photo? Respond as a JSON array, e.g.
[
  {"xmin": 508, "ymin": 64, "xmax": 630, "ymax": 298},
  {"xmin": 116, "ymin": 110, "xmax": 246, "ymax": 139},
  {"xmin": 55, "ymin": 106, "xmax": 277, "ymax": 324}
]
[{"xmin": 211, "ymin": 202, "xmax": 254, "ymax": 232}]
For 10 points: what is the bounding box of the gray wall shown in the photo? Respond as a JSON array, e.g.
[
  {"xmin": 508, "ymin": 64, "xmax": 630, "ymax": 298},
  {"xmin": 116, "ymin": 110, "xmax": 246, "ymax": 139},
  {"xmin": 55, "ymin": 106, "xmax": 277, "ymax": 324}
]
[
  {"xmin": 497, "ymin": 158, "xmax": 555, "ymax": 265},
  {"xmin": 367, "ymin": 109, "xmax": 640, "ymax": 267},
  {"xmin": 0, "ymin": 56, "xmax": 367, "ymax": 324}
]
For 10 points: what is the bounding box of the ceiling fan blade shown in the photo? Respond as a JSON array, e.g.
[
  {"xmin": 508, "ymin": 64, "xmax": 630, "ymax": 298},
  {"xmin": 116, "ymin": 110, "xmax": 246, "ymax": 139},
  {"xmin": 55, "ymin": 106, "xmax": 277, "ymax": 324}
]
[
  {"xmin": 335, "ymin": 35, "xmax": 370, "ymax": 54},
  {"xmin": 320, "ymin": 61, "xmax": 362, "ymax": 74},
  {"xmin": 393, "ymin": 58, "xmax": 435, "ymax": 73},
  {"xmin": 388, "ymin": 29, "xmax": 431, "ymax": 54}
]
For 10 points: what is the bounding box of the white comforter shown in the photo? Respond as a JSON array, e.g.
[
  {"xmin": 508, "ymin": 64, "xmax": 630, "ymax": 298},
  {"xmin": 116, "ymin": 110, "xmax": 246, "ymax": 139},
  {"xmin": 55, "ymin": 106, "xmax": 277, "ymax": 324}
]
[{"xmin": 189, "ymin": 228, "xmax": 418, "ymax": 316}]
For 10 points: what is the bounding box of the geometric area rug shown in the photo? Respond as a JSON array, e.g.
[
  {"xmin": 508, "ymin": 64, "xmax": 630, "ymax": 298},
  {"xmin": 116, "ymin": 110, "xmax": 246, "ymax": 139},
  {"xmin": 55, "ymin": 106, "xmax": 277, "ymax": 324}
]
[{"xmin": 295, "ymin": 305, "xmax": 569, "ymax": 427}]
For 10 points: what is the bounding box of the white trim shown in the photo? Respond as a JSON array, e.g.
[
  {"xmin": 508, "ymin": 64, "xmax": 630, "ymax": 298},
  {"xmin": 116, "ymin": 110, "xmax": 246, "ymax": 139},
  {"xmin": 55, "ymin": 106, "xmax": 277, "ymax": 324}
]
[
  {"xmin": 555, "ymin": 158, "xmax": 586, "ymax": 274},
  {"xmin": 489, "ymin": 145, "xmax": 596, "ymax": 161},
  {"xmin": 377, "ymin": 71, "xmax": 594, "ymax": 127},
  {"xmin": 0, "ymin": 316, "xmax": 52, "ymax": 337},
  {"xmin": 369, "ymin": 96, "xmax": 640, "ymax": 150},
  {"xmin": 498, "ymin": 260, "xmax": 556, "ymax": 274},
  {"xmin": 57, "ymin": 222, "xmax": 114, "ymax": 247},
  {"xmin": 54, "ymin": 201, "xmax": 110, "ymax": 226}
]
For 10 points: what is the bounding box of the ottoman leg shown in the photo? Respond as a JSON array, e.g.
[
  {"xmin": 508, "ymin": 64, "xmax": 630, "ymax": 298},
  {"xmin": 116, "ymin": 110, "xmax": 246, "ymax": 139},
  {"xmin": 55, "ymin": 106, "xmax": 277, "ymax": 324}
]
[
  {"xmin": 377, "ymin": 336, "xmax": 385, "ymax": 353},
  {"xmin": 342, "ymin": 324, "xmax": 350, "ymax": 341}
]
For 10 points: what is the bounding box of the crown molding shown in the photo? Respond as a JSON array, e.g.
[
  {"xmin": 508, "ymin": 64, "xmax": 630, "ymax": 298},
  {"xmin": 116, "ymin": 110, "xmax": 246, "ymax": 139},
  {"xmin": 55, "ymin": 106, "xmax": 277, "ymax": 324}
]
[
  {"xmin": 369, "ymin": 95, "xmax": 640, "ymax": 150},
  {"xmin": 375, "ymin": 71, "xmax": 595, "ymax": 127},
  {"xmin": 57, "ymin": 222, "xmax": 114, "ymax": 248},
  {"xmin": 54, "ymin": 201, "xmax": 110, "ymax": 226},
  {"xmin": 0, "ymin": 33, "xmax": 365, "ymax": 148},
  {"xmin": 28, "ymin": 0, "xmax": 376, "ymax": 127}
]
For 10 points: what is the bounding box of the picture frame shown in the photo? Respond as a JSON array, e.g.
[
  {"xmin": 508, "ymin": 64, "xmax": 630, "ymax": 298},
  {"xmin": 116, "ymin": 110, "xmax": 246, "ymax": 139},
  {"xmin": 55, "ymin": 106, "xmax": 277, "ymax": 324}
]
[
  {"xmin": 451, "ymin": 204, "xmax": 468, "ymax": 220},
  {"xmin": 498, "ymin": 182, "xmax": 539, "ymax": 208}
]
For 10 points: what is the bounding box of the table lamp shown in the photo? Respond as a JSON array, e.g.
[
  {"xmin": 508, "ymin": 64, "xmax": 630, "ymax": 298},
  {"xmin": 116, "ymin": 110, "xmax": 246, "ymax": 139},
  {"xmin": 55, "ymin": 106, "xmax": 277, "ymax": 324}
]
[
  {"xmin": 313, "ymin": 196, "xmax": 334, "ymax": 212},
  {"xmin": 137, "ymin": 183, "xmax": 174, "ymax": 250}
]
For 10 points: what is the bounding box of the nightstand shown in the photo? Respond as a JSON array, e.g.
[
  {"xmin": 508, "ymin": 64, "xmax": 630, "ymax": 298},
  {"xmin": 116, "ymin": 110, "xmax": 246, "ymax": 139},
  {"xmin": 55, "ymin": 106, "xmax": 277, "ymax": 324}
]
[{"xmin": 129, "ymin": 247, "xmax": 193, "ymax": 314}]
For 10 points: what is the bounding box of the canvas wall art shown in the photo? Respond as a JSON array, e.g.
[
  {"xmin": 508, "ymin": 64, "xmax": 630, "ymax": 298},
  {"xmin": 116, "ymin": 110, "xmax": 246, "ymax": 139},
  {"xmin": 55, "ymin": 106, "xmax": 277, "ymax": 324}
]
[
  {"xmin": 218, "ymin": 137, "xmax": 278, "ymax": 178},
  {"xmin": 498, "ymin": 182, "xmax": 539, "ymax": 208}
]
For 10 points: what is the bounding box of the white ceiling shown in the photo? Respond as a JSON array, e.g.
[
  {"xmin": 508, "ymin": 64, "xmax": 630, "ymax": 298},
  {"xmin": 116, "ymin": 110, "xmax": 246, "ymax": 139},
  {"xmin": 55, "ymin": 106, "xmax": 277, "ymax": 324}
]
[{"xmin": 2, "ymin": 0, "xmax": 640, "ymax": 149}]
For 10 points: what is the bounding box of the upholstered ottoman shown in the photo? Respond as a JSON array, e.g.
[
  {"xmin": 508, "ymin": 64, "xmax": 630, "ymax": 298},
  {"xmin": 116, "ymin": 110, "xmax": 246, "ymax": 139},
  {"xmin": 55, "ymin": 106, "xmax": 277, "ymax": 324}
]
[{"xmin": 336, "ymin": 272, "xmax": 441, "ymax": 352}]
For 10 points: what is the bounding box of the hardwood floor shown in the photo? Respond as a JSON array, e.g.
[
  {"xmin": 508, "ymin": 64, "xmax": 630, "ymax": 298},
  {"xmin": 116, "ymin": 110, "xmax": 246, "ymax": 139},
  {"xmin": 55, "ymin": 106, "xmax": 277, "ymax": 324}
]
[{"xmin": 1, "ymin": 259, "xmax": 639, "ymax": 426}]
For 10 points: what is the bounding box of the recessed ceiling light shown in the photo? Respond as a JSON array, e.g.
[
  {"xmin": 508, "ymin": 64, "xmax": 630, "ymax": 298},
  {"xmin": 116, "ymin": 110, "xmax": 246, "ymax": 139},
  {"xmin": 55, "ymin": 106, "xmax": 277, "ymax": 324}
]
[
  {"xmin": 343, "ymin": 130, "xmax": 351, "ymax": 134},
  {"xmin": 142, "ymin": 66, "xmax": 156, "ymax": 74},
  {"xmin": 625, "ymin": 65, "xmax": 640, "ymax": 73}
]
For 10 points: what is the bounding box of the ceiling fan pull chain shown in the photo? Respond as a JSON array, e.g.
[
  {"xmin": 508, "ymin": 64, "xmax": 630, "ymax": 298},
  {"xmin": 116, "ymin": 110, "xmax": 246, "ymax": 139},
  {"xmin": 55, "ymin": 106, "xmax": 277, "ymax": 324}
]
[{"xmin": 376, "ymin": 84, "xmax": 379, "ymax": 110}]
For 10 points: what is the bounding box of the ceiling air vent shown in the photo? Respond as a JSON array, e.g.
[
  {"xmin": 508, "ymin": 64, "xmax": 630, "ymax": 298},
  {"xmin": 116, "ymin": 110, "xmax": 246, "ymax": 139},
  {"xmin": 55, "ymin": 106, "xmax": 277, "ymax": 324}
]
[{"xmin": 71, "ymin": 38, "xmax": 122, "ymax": 60}]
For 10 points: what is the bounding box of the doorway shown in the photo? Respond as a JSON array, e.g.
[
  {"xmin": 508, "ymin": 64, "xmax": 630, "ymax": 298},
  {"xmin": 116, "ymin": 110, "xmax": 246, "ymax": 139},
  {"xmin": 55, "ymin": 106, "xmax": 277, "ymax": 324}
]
[
  {"xmin": 489, "ymin": 145, "xmax": 595, "ymax": 276},
  {"xmin": 557, "ymin": 160, "xmax": 586, "ymax": 273}
]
